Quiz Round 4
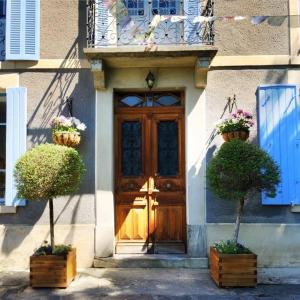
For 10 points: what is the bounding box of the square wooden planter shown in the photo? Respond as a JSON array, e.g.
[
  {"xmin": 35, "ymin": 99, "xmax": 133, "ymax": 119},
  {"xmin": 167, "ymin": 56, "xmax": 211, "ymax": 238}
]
[
  {"xmin": 30, "ymin": 248, "xmax": 77, "ymax": 288},
  {"xmin": 210, "ymin": 247, "xmax": 257, "ymax": 288}
]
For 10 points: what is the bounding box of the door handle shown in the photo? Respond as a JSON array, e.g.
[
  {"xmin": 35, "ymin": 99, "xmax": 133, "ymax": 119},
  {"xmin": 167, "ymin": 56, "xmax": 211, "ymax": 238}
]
[{"xmin": 153, "ymin": 201, "xmax": 159, "ymax": 206}]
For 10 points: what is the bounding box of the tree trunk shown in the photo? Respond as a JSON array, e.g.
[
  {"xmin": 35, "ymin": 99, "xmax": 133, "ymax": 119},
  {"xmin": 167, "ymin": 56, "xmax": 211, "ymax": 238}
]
[
  {"xmin": 233, "ymin": 198, "xmax": 244, "ymax": 244},
  {"xmin": 49, "ymin": 198, "xmax": 55, "ymax": 253}
]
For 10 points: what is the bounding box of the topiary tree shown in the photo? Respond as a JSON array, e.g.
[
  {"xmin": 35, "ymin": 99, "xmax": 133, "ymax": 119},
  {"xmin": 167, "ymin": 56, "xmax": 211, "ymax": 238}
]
[
  {"xmin": 207, "ymin": 139, "xmax": 280, "ymax": 244},
  {"xmin": 14, "ymin": 144, "xmax": 85, "ymax": 252}
]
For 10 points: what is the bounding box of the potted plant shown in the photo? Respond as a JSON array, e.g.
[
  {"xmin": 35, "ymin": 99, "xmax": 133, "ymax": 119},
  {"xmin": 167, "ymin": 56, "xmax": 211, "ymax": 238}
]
[
  {"xmin": 51, "ymin": 116, "xmax": 87, "ymax": 147},
  {"xmin": 207, "ymin": 140, "xmax": 280, "ymax": 287},
  {"xmin": 216, "ymin": 109, "xmax": 254, "ymax": 142},
  {"xmin": 14, "ymin": 144, "xmax": 85, "ymax": 288}
]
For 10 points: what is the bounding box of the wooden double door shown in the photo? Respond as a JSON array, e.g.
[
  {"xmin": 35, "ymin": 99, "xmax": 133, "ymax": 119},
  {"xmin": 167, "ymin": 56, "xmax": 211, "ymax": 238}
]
[{"xmin": 115, "ymin": 94, "xmax": 186, "ymax": 254}]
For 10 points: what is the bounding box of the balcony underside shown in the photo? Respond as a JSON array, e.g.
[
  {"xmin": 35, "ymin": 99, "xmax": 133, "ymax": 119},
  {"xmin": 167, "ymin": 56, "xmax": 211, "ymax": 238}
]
[
  {"xmin": 84, "ymin": 45, "xmax": 217, "ymax": 68},
  {"xmin": 84, "ymin": 45, "xmax": 217, "ymax": 90}
]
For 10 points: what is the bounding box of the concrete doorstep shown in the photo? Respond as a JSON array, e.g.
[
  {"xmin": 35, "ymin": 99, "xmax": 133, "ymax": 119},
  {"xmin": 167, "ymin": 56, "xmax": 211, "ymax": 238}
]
[{"xmin": 1, "ymin": 268, "xmax": 300, "ymax": 299}]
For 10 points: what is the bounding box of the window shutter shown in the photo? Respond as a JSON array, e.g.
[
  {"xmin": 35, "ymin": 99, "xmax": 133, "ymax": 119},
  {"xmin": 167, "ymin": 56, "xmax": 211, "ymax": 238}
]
[
  {"xmin": 6, "ymin": 0, "xmax": 40, "ymax": 60},
  {"xmin": 184, "ymin": 0, "xmax": 200, "ymax": 44},
  {"xmin": 257, "ymin": 84, "xmax": 300, "ymax": 205},
  {"xmin": 5, "ymin": 87, "xmax": 27, "ymax": 206}
]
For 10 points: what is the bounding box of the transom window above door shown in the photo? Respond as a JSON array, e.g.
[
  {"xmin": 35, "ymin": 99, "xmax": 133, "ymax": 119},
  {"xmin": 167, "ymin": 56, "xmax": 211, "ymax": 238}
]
[{"xmin": 115, "ymin": 91, "xmax": 184, "ymax": 108}]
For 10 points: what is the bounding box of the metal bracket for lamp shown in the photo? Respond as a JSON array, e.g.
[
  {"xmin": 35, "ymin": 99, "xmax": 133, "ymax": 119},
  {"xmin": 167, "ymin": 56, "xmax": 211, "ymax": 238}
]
[{"xmin": 65, "ymin": 97, "xmax": 73, "ymax": 117}]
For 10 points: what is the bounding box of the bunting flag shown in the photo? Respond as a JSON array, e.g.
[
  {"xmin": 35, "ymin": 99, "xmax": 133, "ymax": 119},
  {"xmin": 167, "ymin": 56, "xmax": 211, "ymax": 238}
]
[{"xmin": 99, "ymin": 0, "xmax": 300, "ymax": 49}]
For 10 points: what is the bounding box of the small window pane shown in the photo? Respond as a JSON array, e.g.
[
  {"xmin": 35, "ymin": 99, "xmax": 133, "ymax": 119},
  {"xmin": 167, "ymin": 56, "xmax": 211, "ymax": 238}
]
[
  {"xmin": 120, "ymin": 96, "xmax": 144, "ymax": 107},
  {"xmin": 156, "ymin": 95, "xmax": 180, "ymax": 106},
  {"xmin": 121, "ymin": 121, "xmax": 142, "ymax": 176},
  {"xmin": 0, "ymin": 172, "xmax": 4, "ymax": 199},
  {"xmin": 0, "ymin": 126, "xmax": 5, "ymax": 169},
  {"xmin": 0, "ymin": 95, "xmax": 6, "ymax": 123},
  {"xmin": 0, "ymin": 0, "xmax": 5, "ymax": 18},
  {"xmin": 157, "ymin": 121, "xmax": 179, "ymax": 176}
]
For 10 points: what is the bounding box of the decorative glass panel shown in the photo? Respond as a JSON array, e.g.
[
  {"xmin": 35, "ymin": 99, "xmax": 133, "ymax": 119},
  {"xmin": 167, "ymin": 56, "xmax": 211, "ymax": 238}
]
[
  {"xmin": 125, "ymin": 0, "xmax": 144, "ymax": 16},
  {"xmin": 0, "ymin": 94, "xmax": 6, "ymax": 123},
  {"xmin": 121, "ymin": 121, "xmax": 142, "ymax": 176},
  {"xmin": 156, "ymin": 95, "xmax": 180, "ymax": 106},
  {"xmin": 116, "ymin": 92, "xmax": 183, "ymax": 108},
  {"xmin": 157, "ymin": 121, "xmax": 178, "ymax": 176},
  {"xmin": 152, "ymin": 0, "xmax": 178, "ymax": 15},
  {"xmin": 120, "ymin": 96, "xmax": 144, "ymax": 107}
]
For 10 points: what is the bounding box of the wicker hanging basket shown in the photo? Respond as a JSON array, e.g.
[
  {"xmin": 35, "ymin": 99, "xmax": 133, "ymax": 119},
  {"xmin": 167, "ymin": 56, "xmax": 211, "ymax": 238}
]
[
  {"xmin": 222, "ymin": 130, "xmax": 249, "ymax": 142},
  {"xmin": 52, "ymin": 132, "xmax": 81, "ymax": 147}
]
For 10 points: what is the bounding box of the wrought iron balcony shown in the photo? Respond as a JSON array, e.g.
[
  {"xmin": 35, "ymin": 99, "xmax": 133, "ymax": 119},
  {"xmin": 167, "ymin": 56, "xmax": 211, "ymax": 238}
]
[{"xmin": 86, "ymin": 0, "xmax": 214, "ymax": 47}]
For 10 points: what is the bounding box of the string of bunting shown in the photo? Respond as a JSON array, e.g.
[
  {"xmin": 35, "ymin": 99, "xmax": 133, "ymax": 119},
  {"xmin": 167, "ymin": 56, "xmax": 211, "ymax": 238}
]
[{"xmin": 101, "ymin": 0, "xmax": 300, "ymax": 47}]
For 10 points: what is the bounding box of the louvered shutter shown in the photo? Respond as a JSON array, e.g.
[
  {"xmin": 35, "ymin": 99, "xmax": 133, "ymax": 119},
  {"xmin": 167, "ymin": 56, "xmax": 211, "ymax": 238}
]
[
  {"xmin": 257, "ymin": 84, "xmax": 300, "ymax": 205},
  {"xmin": 5, "ymin": 87, "xmax": 27, "ymax": 206},
  {"xmin": 184, "ymin": 0, "xmax": 200, "ymax": 44},
  {"xmin": 6, "ymin": 0, "xmax": 40, "ymax": 60}
]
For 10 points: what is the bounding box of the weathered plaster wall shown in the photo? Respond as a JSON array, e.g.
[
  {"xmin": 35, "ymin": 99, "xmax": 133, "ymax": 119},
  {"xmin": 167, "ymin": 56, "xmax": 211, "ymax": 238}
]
[
  {"xmin": 205, "ymin": 68, "xmax": 300, "ymax": 223},
  {"xmin": 0, "ymin": 70, "xmax": 95, "ymax": 225},
  {"xmin": 0, "ymin": 224, "xmax": 95, "ymax": 269},
  {"xmin": 40, "ymin": 0, "xmax": 86, "ymax": 59},
  {"xmin": 207, "ymin": 223, "xmax": 300, "ymax": 267},
  {"xmin": 215, "ymin": 0, "xmax": 289, "ymax": 55}
]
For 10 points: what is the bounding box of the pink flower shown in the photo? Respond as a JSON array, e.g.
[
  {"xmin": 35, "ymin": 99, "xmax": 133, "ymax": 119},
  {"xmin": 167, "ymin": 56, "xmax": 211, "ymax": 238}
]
[{"xmin": 237, "ymin": 109, "xmax": 243, "ymax": 115}]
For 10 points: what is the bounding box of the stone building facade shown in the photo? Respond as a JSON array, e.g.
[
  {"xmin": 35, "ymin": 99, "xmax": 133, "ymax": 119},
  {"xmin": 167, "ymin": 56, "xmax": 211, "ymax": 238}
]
[{"xmin": 0, "ymin": 0, "xmax": 299, "ymax": 269}]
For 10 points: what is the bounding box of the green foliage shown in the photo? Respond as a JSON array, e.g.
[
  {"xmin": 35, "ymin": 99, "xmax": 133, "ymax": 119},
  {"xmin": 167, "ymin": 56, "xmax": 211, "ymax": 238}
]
[
  {"xmin": 14, "ymin": 143, "xmax": 85, "ymax": 201},
  {"xmin": 207, "ymin": 140, "xmax": 280, "ymax": 201},
  {"xmin": 53, "ymin": 244, "xmax": 72, "ymax": 256},
  {"xmin": 213, "ymin": 240, "xmax": 251, "ymax": 254},
  {"xmin": 33, "ymin": 241, "xmax": 72, "ymax": 256}
]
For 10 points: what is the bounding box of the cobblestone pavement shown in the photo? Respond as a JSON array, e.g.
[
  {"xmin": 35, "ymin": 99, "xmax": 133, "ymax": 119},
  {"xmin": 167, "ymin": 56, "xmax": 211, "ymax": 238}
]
[{"xmin": 1, "ymin": 269, "xmax": 300, "ymax": 299}]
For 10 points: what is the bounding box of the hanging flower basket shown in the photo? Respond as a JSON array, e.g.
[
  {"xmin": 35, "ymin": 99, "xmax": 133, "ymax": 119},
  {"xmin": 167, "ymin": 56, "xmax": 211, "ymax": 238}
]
[
  {"xmin": 216, "ymin": 109, "xmax": 254, "ymax": 143},
  {"xmin": 51, "ymin": 116, "xmax": 86, "ymax": 148},
  {"xmin": 222, "ymin": 130, "xmax": 249, "ymax": 142},
  {"xmin": 53, "ymin": 131, "xmax": 81, "ymax": 147}
]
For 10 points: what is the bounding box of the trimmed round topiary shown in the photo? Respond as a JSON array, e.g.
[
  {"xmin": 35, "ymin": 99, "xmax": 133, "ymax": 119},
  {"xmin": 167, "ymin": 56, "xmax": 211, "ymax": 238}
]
[
  {"xmin": 14, "ymin": 143, "xmax": 85, "ymax": 251},
  {"xmin": 15, "ymin": 143, "xmax": 85, "ymax": 200},
  {"xmin": 207, "ymin": 139, "xmax": 280, "ymax": 244}
]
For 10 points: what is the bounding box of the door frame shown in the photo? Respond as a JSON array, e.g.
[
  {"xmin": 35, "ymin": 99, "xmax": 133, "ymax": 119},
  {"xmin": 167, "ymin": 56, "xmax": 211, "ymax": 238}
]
[{"xmin": 113, "ymin": 90, "xmax": 186, "ymax": 253}]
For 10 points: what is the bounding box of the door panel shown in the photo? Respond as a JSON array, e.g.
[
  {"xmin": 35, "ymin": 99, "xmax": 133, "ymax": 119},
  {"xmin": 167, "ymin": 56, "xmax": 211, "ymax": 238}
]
[{"xmin": 115, "ymin": 95, "xmax": 185, "ymax": 254}]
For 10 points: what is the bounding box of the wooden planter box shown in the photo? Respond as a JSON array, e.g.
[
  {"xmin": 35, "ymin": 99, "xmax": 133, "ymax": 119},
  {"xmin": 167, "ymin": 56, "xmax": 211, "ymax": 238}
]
[
  {"xmin": 210, "ymin": 247, "xmax": 257, "ymax": 288},
  {"xmin": 30, "ymin": 248, "xmax": 77, "ymax": 288}
]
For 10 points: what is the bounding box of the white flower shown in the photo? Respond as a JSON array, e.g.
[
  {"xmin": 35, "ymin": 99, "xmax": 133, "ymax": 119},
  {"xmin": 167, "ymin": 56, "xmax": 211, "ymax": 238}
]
[
  {"xmin": 72, "ymin": 118, "xmax": 81, "ymax": 126},
  {"xmin": 77, "ymin": 123, "xmax": 87, "ymax": 131}
]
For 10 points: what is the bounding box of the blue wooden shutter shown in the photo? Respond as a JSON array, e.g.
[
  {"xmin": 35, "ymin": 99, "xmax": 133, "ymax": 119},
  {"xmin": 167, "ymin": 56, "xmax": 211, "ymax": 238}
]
[
  {"xmin": 5, "ymin": 87, "xmax": 27, "ymax": 206},
  {"xmin": 184, "ymin": 0, "xmax": 199, "ymax": 44},
  {"xmin": 6, "ymin": 0, "xmax": 40, "ymax": 60},
  {"xmin": 258, "ymin": 84, "xmax": 300, "ymax": 205}
]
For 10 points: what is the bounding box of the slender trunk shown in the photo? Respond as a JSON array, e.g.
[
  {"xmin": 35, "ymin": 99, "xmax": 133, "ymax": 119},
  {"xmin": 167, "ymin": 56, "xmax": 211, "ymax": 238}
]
[
  {"xmin": 233, "ymin": 198, "xmax": 244, "ymax": 244},
  {"xmin": 49, "ymin": 198, "xmax": 55, "ymax": 253}
]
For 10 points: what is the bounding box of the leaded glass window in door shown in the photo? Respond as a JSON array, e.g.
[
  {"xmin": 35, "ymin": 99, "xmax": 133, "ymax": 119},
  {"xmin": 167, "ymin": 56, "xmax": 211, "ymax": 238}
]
[
  {"xmin": 157, "ymin": 121, "xmax": 179, "ymax": 176},
  {"xmin": 121, "ymin": 121, "xmax": 142, "ymax": 177}
]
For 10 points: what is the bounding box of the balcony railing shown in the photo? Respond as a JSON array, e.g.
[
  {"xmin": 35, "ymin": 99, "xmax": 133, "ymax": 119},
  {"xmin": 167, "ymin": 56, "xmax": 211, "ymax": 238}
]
[{"xmin": 86, "ymin": 0, "xmax": 214, "ymax": 48}]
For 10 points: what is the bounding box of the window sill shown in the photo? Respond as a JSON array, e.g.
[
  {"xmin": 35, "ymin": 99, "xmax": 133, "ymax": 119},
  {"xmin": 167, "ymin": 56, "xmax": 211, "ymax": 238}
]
[
  {"xmin": 0, "ymin": 206, "xmax": 17, "ymax": 214},
  {"xmin": 291, "ymin": 205, "xmax": 300, "ymax": 213}
]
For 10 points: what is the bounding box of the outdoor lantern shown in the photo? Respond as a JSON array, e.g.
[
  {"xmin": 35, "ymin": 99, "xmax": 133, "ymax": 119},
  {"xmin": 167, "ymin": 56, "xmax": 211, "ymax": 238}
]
[{"xmin": 145, "ymin": 71, "xmax": 155, "ymax": 90}]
